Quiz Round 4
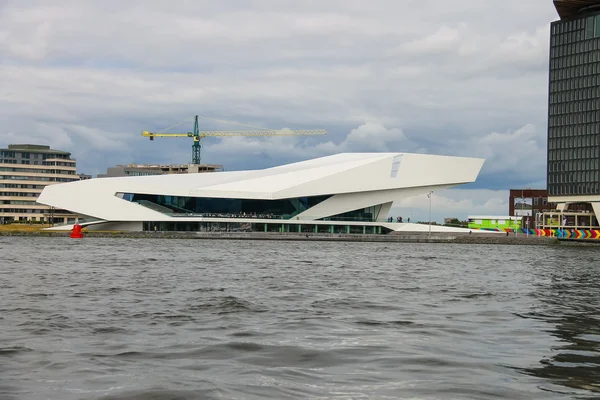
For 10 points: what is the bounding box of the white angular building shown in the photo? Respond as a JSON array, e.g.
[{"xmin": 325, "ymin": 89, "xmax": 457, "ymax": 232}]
[{"xmin": 37, "ymin": 153, "xmax": 485, "ymax": 234}]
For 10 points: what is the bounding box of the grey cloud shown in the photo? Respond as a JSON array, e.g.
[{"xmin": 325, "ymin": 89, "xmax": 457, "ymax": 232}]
[
  {"xmin": 437, "ymin": 123, "xmax": 547, "ymax": 185},
  {"xmin": 0, "ymin": 0, "xmax": 556, "ymax": 188}
]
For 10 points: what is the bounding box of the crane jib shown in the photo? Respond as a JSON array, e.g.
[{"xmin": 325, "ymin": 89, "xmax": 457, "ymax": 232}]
[{"xmin": 142, "ymin": 115, "xmax": 326, "ymax": 164}]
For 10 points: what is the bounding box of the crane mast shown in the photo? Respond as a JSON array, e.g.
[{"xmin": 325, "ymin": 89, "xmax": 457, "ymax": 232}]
[{"xmin": 142, "ymin": 115, "xmax": 327, "ymax": 165}]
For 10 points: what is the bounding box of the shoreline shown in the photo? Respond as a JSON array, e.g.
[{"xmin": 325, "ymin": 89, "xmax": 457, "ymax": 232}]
[{"xmin": 0, "ymin": 229, "xmax": 584, "ymax": 245}]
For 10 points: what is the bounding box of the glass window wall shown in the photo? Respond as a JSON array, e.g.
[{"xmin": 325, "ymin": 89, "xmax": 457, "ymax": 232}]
[{"xmin": 125, "ymin": 193, "xmax": 333, "ymax": 220}]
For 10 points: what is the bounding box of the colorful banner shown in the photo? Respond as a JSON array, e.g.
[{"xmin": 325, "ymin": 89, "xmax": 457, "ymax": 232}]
[{"xmin": 473, "ymin": 228, "xmax": 600, "ymax": 239}]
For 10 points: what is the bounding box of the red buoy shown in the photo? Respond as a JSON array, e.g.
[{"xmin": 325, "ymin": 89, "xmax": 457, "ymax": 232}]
[{"xmin": 70, "ymin": 223, "xmax": 84, "ymax": 239}]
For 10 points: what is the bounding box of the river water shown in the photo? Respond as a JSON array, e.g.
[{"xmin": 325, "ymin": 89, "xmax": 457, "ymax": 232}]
[{"xmin": 1, "ymin": 237, "xmax": 600, "ymax": 399}]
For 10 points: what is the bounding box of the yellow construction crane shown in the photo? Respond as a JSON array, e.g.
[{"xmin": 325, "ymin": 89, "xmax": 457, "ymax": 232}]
[{"xmin": 142, "ymin": 115, "xmax": 327, "ymax": 164}]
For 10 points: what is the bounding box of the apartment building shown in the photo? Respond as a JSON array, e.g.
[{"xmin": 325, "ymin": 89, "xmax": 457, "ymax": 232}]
[{"xmin": 0, "ymin": 144, "xmax": 82, "ymax": 224}]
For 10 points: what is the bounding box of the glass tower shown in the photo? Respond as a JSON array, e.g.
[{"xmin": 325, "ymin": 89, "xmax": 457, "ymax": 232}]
[{"xmin": 547, "ymin": 3, "xmax": 600, "ymax": 197}]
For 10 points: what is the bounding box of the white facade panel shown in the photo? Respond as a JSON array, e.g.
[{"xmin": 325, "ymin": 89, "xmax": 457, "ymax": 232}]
[
  {"xmin": 293, "ymin": 185, "xmax": 456, "ymax": 220},
  {"xmin": 191, "ymin": 155, "xmax": 383, "ymax": 198}
]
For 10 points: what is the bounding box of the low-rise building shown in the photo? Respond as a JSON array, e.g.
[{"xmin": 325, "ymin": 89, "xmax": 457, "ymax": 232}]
[
  {"xmin": 0, "ymin": 144, "xmax": 82, "ymax": 224},
  {"xmin": 509, "ymin": 189, "xmax": 600, "ymax": 230},
  {"xmin": 468, "ymin": 215, "xmax": 522, "ymax": 231},
  {"xmin": 509, "ymin": 189, "xmax": 554, "ymax": 228},
  {"xmin": 97, "ymin": 163, "xmax": 223, "ymax": 178}
]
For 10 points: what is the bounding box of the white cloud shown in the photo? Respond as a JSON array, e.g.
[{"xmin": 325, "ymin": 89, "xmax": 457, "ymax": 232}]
[
  {"xmin": 197, "ymin": 121, "xmax": 422, "ymax": 170},
  {"xmin": 2, "ymin": 123, "xmax": 74, "ymax": 151},
  {"xmin": 324, "ymin": 121, "xmax": 411, "ymax": 152},
  {"xmin": 390, "ymin": 189, "xmax": 509, "ymax": 223},
  {"xmin": 444, "ymin": 123, "xmax": 546, "ymax": 182},
  {"xmin": 403, "ymin": 24, "xmax": 469, "ymax": 54},
  {"xmin": 199, "ymin": 121, "xmax": 416, "ymax": 170}
]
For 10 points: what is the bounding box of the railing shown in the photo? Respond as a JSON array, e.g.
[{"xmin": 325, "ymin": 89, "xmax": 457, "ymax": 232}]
[
  {"xmin": 134, "ymin": 200, "xmax": 379, "ymax": 222},
  {"xmin": 536, "ymin": 210, "xmax": 598, "ymax": 230},
  {"xmin": 167, "ymin": 213, "xmax": 378, "ymax": 222},
  {"xmin": 171, "ymin": 212, "xmax": 283, "ymax": 219},
  {"xmin": 187, "ymin": 231, "xmax": 459, "ymax": 241}
]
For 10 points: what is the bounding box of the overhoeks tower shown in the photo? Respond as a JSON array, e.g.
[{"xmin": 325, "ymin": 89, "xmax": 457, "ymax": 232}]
[{"xmin": 544, "ymin": 0, "xmax": 600, "ymax": 228}]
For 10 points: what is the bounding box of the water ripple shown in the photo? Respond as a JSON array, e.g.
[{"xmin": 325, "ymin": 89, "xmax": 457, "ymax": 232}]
[{"xmin": 1, "ymin": 238, "xmax": 600, "ymax": 399}]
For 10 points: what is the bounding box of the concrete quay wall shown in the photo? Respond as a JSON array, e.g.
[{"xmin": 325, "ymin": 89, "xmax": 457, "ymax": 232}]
[{"xmin": 0, "ymin": 230, "xmax": 568, "ymax": 245}]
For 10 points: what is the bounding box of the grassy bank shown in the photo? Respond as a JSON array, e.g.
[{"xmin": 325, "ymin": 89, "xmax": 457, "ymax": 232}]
[{"xmin": 0, "ymin": 223, "xmax": 49, "ymax": 233}]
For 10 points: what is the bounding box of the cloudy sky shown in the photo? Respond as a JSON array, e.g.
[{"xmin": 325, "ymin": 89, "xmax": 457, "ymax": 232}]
[{"xmin": 0, "ymin": 0, "xmax": 559, "ymax": 222}]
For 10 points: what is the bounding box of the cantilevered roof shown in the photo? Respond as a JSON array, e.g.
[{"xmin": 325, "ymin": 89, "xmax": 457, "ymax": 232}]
[{"xmin": 554, "ymin": 0, "xmax": 600, "ymax": 19}]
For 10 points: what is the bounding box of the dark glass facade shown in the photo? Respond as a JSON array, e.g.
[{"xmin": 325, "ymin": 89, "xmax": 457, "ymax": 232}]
[
  {"xmin": 121, "ymin": 193, "xmax": 383, "ymax": 222},
  {"xmin": 547, "ymin": 12, "xmax": 600, "ymax": 196},
  {"xmin": 126, "ymin": 193, "xmax": 333, "ymax": 219},
  {"xmin": 322, "ymin": 205, "xmax": 382, "ymax": 222}
]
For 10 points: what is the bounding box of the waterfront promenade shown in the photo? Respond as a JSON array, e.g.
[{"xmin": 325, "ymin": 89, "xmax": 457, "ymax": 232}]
[{"xmin": 0, "ymin": 224, "xmax": 562, "ymax": 245}]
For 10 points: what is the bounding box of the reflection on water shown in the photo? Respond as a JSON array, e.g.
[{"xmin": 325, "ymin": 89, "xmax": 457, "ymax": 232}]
[{"xmin": 519, "ymin": 250, "xmax": 600, "ymax": 397}]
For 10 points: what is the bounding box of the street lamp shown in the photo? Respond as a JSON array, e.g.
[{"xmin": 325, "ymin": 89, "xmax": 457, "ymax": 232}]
[{"xmin": 427, "ymin": 190, "xmax": 433, "ymax": 239}]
